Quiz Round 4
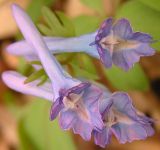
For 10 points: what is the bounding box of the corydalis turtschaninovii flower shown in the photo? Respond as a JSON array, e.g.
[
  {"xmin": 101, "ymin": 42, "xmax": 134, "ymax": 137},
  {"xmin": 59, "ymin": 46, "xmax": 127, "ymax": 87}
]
[
  {"xmin": 2, "ymin": 4, "xmax": 103, "ymax": 140},
  {"xmin": 2, "ymin": 71, "xmax": 155, "ymax": 147},
  {"xmin": 90, "ymin": 18, "xmax": 155, "ymax": 70},
  {"xmin": 2, "ymin": 4, "xmax": 155, "ymax": 147},
  {"xmin": 7, "ymin": 18, "xmax": 155, "ymax": 71},
  {"xmin": 94, "ymin": 92, "xmax": 154, "ymax": 148}
]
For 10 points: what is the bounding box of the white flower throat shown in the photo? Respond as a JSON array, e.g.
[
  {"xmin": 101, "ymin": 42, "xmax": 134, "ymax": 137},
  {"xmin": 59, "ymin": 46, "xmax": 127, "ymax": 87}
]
[
  {"xmin": 100, "ymin": 30, "xmax": 139, "ymax": 52},
  {"xmin": 104, "ymin": 106, "xmax": 133, "ymax": 127},
  {"xmin": 63, "ymin": 92, "xmax": 90, "ymax": 121}
]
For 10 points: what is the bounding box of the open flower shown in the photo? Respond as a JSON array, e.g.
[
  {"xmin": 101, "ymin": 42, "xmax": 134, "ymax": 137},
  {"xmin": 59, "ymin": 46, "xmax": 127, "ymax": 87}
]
[
  {"xmin": 94, "ymin": 92, "xmax": 154, "ymax": 148},
  {"xmin": 51, "ymin": 82, "xmax": 103, "ymax": 140},
  {"xmin": 7, "ymin": 18, "xmax": 155, "ymax": 71},
  {"xmin": 2, "ymin": 4, "xmax": 104, "ymax": 140},
  {"xmin": 90, "ymin": 18, "xmax": 155, "ymax": 70}
]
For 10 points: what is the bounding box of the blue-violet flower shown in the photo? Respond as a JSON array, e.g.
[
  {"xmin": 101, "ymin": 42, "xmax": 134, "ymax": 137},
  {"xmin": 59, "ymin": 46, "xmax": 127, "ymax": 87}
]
[
  {"xmin": 90, "ymin": 18, "xmax": 155, "ymax": 70},
  {"xmin": 94, "ymin": 92, "xmax": 154, "ymax": 148},
  {"xmin": 7, "ymin": 18, "xmax": 155, "ymax": 71}
]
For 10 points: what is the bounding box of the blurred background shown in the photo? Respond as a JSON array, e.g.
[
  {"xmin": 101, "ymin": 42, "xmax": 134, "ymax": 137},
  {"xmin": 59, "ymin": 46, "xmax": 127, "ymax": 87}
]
[{"xmin": 1, "ymin": 0, "xmax": 160, "ymax": 150}]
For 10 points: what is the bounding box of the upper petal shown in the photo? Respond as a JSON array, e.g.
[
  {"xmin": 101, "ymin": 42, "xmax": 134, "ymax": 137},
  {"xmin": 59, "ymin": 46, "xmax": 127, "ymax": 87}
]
[
  {"xmin": 111, "ymin": 92, "xmax": 138, "ymax": 119},
  {"xmin": 113, "ymin": 18, "xmax": 133, "ymax": 39},
  {"xmin": 130, "ymin": 32, "xmax": 153, "ymax": 43},
  {"xmin": 96, "ymin": 18, "xmax": 113, "ymax": 40}
]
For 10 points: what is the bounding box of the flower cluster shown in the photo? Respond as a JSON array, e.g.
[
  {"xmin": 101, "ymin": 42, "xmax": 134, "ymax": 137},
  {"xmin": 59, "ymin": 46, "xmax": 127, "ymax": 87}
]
[{"xmin": 2, "ymin": 4, "xmax": 155, "ymax": 148}]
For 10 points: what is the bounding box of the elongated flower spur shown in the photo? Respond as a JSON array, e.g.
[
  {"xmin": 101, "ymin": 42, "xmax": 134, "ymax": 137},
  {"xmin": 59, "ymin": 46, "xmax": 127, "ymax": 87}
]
[
  {"xmin": 7, "ymin": 18, "xmax": 155, "ymax": 71},
  {"xmin": 2, "ymin": 4, "xmax": 155, "ymax": 148}
]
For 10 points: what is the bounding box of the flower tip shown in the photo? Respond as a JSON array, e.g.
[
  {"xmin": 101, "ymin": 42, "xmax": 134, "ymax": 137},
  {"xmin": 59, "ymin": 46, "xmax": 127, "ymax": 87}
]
[
  {"xmin": 6, "ymin": 43, "xmax": 15, "ymax": 54},
  {"xmin": 1, "ymin": 71, "xmax": 11, "ymax": 83},
  {"xmin": 11, "ymin": 3, "xmax": 26, "ymax": 23},
  {"xmin": 11, "ymin": 3, "xmax": 21, "ymax": 12},
  {"xmin": 1, "ymin": 71, "xmax": 16, "ymax": 87}
]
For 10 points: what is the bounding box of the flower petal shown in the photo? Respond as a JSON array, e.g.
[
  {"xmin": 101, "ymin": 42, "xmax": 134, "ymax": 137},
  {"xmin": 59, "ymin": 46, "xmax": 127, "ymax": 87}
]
[
  {"xmin": 67, "ymin": 82, "xmax": 91, "ymax": 96},
  {"xmin": 59, "ymin": 108, "xmax": 93, "ymax": 140},
  {"xmin": 2, "ymin": 71, "xmax": 53, "ymax": 101},
  {"xmin": 112, "ymin": 50, "xmax": 130, "ymax": 71},
  {"xmin": 130, "ymin": 32, "xmax": 153, "ymax": 43},
  {"xmin": 82, "ymin": 85, "xmax": 103, "ymax": 130},
  {"xmin": 112, "ymin": 122, "xmax": 151, "ymax": 143},
  {"xmin": 50, "ymin": 97, "xmax": 64, "ymax": 120},
  {"xmin": 96, "ymin": 18, "xmax": 113, "ymax": 40},
  {"xmin": 113, "ymin": 18, "xmax": 133, "ymax": 39},
  {"xmin": 112, "ymin": 43, "xmax": 155, "ymax": 71},
  {"xmin": 97, "ymin": 46, "xmax": 112, "ymax": 68},
  {"xmin": 111, "ymin": 92, "xmax": 137, "ymax": 119},
  {"xmin": 94, "ymin": 128, "xmax": 112, "ymax": 148},
  {"xmin": 72, "ymin": 118, "xmax": 93, "ymax": 141},
  {"xmin": 59, "ymin": 109, "xmax": 77, "ymax": 130},
  {"xmin": 134, "ymin": 43, "xmax": 155, "ymax": 56}
]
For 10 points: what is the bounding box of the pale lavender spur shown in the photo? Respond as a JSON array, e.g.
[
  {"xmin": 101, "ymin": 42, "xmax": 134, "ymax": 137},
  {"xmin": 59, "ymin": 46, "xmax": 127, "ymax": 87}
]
[{"xmin": 90, "ymin": 18, "xmax": 155, "ymax": 71}]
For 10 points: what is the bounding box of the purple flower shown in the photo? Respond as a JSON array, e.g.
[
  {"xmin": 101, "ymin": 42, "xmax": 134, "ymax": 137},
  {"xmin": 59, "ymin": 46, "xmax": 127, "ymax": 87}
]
[
  {"xmin": 90, "ymin": 18, "xmax": 155, "ymax": 71},
  {"xmin": 51, "ymin": 82, "xmax": 103, "ymax": 140},
  {"xmin": 2, "ymin": 4, "xmax": 104, "ymax": 140},
  {"xmin": 7, "ymin": 17, "xmax": 155, "ymax": 71},
  {"xmin": 94, "ymin": 92, "xmax": 154, "ymax": 148}
]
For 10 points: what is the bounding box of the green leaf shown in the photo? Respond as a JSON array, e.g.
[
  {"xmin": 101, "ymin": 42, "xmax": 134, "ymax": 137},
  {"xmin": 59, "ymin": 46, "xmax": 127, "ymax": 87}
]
[
  {"xmin": 70, "ymin": 54, "xmax": 99, "ymax": 80},
  {"xmin": 17, "ymin": 58, "xmax": 34, "ymax": 76},
  {"xmin": 137, "ymin": 0, "xmax": 160, "ymax": 12},
  {"xmin": 117, "ymin": 0, "xmax": 160, "ymax": 50},
  {"xmin": 20, "ymin": 99, "xmax": 76, "ymax": 150},
  {"xmin": 39, "ymin": 7, "xmax": 75, "ymax": 37},
  {"xmin": 80, "ymin": 0, "xmax": 104, "ymax": 14},
  {"xmin": 29, "ymin": 61, "xmax": 42, "ymax": 65},
  {"xmin": 42, "ymin": 7, "xmax": 63, "ymax": 32},
  {"xmin": 27, "ymin": 0, "xmax": 56, "ymax": 22},
  {"xmin": 105, "ymin": 64, "xmax": 149, "ymax": 91},
  {"xmin": 56, "ymin": 11, "xmax": 75, "ymax": 36},
  {"xmin": 24, "ymin": 69, "xmax": 46, "ymax": 84},
  {"xmin": 37, "ymin": 24, "xmax": 53, "ymax": 36},
  {"xmin": 73, "ymin": 15, "xmax": 102, "ymax": 36},
  {"xmin": 71, "ymin": 63, "xmax": 99, "ymax": 80},
  {"xmin": 37, "ymin": 76, "xmax": 48, "ymax": 86}
]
